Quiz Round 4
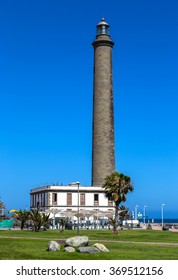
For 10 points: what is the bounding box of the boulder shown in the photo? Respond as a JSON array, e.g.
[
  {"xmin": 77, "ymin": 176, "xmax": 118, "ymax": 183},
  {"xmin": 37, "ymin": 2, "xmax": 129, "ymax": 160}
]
[
  {"xmin": 93, "ymin": 243, "xmax": 109, "ymax": 252},
  {"xmin": 63, "ymin": 246, "xmax": 75, "ymax": 252},
  {"xmin": 77, "ymin": 246, "xmax": 100, "ymax": 253},
  {"xmin": 47, "ymin": 241, "xmax": 60, "ymax": 252},
  {"xmin": 65, "ymin": 236, "xmax": 89, "ymax": 247}
]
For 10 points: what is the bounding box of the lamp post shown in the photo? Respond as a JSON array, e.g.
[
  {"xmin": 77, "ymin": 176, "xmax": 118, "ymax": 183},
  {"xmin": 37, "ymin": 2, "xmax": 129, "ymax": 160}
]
[
  {"xmin": 143, "ymin": 205, "xmax": 147, "ymax": 224},
  {"xmin": 0, "ymin": 198, "xmax": 5, "ymax": 216},
  {"xmin": 96, "ymin": 206, "xmax": 99, "ymax": 230},
  {"xmin": 135, "ymin": 205, "xmax": 139, "ymax": 220},
  {"xmin": 76, "ymin": 181, "xmax": 80, "ymax": 235},
  {"xmin": 161, "ymin": 204, "xmax": 165, "ymax": 228},
  {"xmin": 130, "ymin": 210, "xmax": 134, "ymax": 229}
]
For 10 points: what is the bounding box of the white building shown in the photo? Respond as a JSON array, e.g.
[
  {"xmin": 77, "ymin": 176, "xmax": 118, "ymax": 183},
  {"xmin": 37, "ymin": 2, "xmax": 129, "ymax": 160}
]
[{"xmin": 30, "ymin": 182, "xmax": 115, "ymax": 221}]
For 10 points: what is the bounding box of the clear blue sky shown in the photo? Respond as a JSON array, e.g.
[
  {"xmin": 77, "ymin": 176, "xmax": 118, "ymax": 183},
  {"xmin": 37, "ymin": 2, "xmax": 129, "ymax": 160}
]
[{"xmin": 0, "ymin": 0, "xmax": 178, "ymax": 218}]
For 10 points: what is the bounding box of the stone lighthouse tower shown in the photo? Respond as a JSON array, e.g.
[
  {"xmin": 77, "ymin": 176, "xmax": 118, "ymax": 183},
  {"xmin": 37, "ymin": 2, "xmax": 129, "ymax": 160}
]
[{"xmin": 92, "ymin": 18, "xmax": 115, "ymax": 187}]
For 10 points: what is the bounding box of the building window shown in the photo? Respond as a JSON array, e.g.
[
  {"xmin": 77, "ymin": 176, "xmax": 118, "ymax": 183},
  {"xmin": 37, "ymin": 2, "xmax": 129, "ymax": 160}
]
[
  {"xmin": 40, "ymin": 193, "xmax": 43, "ymax": 206},
  {"xmin": 108, "ymin": 195, "xmax": 113, "ymax": 206},
  {"xmin": 108, "ymin": 199, "xmax": 113, "ymax": 206},
  {"xmin": 45, "ymin": 193, "xmax": 48, "ymax": 206},
  {"xmin": 52, "ymin": 193, "xmax": 57, "ymax": 205},
  {"xmin": 67, "ymin": 193, "xmax": 72, "ymax": 206},
  {"xmin": 36, "ymin": 194, "xmax": 40, "ymax": 209},
  {"xmin": 94, "ymin": 193, "xmax": 99, "ymax": 206},
  {"xmin": 80, "ymin": 193, "xmax": 85, "ymax": 206}
]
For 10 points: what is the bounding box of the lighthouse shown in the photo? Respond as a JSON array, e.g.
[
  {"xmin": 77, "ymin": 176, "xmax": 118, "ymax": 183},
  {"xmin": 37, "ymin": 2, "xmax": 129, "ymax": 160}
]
[{"xmin": 92, "ymin": 18, "xmax": 115, "ymax": 187}]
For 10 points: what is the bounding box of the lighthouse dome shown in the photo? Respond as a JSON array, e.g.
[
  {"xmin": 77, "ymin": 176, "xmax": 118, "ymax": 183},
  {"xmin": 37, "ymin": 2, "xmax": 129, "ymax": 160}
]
[{"xmin": 96, "ymin": 18, "xmax": 110, "ymax": 36}]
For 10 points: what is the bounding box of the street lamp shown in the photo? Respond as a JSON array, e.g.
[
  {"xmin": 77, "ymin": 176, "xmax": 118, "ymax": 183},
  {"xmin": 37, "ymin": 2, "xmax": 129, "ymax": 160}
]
[
  {"xmin": 96, "ymin": 206, "xmax": 99, "ymax": 230},
  {"xmin": 130, "ymin": 210, "xmax": 134, "ymax": 229},
  {"xmin": 0, "ymin": 198, "xmax": 5, "ymax": 216},
  {"xmin": 76, "ymin": 181, "xmax": 80, "ymax": 235},
  {"xmin": 161, "ymin": 204, "xmax": 165, "ymax": 228},
  {"xmin": 143, "ymin": 205, "xmax": 147, "ymax": 224},
  {"xmin": 135, "ymin": 205, "xmax": 139, "ymax": 220}
]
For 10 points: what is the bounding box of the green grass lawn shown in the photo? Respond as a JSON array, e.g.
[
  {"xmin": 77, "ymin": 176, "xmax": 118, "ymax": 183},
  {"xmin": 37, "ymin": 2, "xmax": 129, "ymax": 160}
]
[{"xmin": 0, "ymin": 229, "xmax": 178, "ymax": 260}]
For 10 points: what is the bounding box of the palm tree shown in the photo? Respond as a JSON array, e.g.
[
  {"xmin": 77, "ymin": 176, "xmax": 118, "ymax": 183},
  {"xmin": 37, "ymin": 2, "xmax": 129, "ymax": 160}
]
[
  {"xmin": 102, "ymin": 171, "xmax": 133, "ymax": 233},
  {"xmin": 30, "ymin": 209, "xmax": 50, "ymax": 232},
  {"xmin": 119, "ymin": 205, "xmax": 130, "ymax": 224},
  {"xmin": 13, "ymin": 209, "xmax": 30, "ymax": 230}
]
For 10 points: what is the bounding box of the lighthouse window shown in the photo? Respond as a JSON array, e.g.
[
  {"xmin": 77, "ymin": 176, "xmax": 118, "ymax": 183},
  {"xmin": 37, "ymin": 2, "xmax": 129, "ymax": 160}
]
[{"xmin": 97, "ymin": 25, "xmax": 110, "ymax": 35}]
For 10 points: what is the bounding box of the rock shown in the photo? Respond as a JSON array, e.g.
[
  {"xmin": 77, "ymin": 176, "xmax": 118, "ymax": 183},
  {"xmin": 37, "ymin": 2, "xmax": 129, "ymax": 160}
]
[
  {"xmin": 77, "ymin": 246, "xmax": 100, "ymax": 253},
  {"xmin": 47, "ymin": 241, "xmax": 60, "ymax": 252},
  {"xmin": 93, "ymin": 243, "xmax": 109, "ymax": 252},
  {"xmin": 63, "ymin": 246, "xmax": 75, "ymax": 252},
  {"xmin": 65, "ymin": 236, "xmax": 89, "ymax": 247}
]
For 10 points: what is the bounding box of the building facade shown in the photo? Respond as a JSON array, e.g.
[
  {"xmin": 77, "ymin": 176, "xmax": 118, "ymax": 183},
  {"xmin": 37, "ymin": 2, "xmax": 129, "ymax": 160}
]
[{"xmin": 30, "ymin": 183, "xmax": 114, "ymax": 213}]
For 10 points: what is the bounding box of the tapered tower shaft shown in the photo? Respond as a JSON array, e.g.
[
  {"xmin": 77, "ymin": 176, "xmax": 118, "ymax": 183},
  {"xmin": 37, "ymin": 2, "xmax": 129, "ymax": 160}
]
[{"xmin": 92, "ymin": 18, "xmax": 115, "ymax": 187}]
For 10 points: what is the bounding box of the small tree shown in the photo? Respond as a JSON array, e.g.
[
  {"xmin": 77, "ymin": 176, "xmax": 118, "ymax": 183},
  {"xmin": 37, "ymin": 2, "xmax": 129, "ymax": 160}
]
[
  {"xmin": 30, "ymin": 209, "xmax": 50, "ymax": 232},
  {"xmin": 13, "ymin": 209, "xmax": 30, "ymax": 230},
  {"xmin": 102, "ymin": 171, "xmax": 133, "ymax": 234}
]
